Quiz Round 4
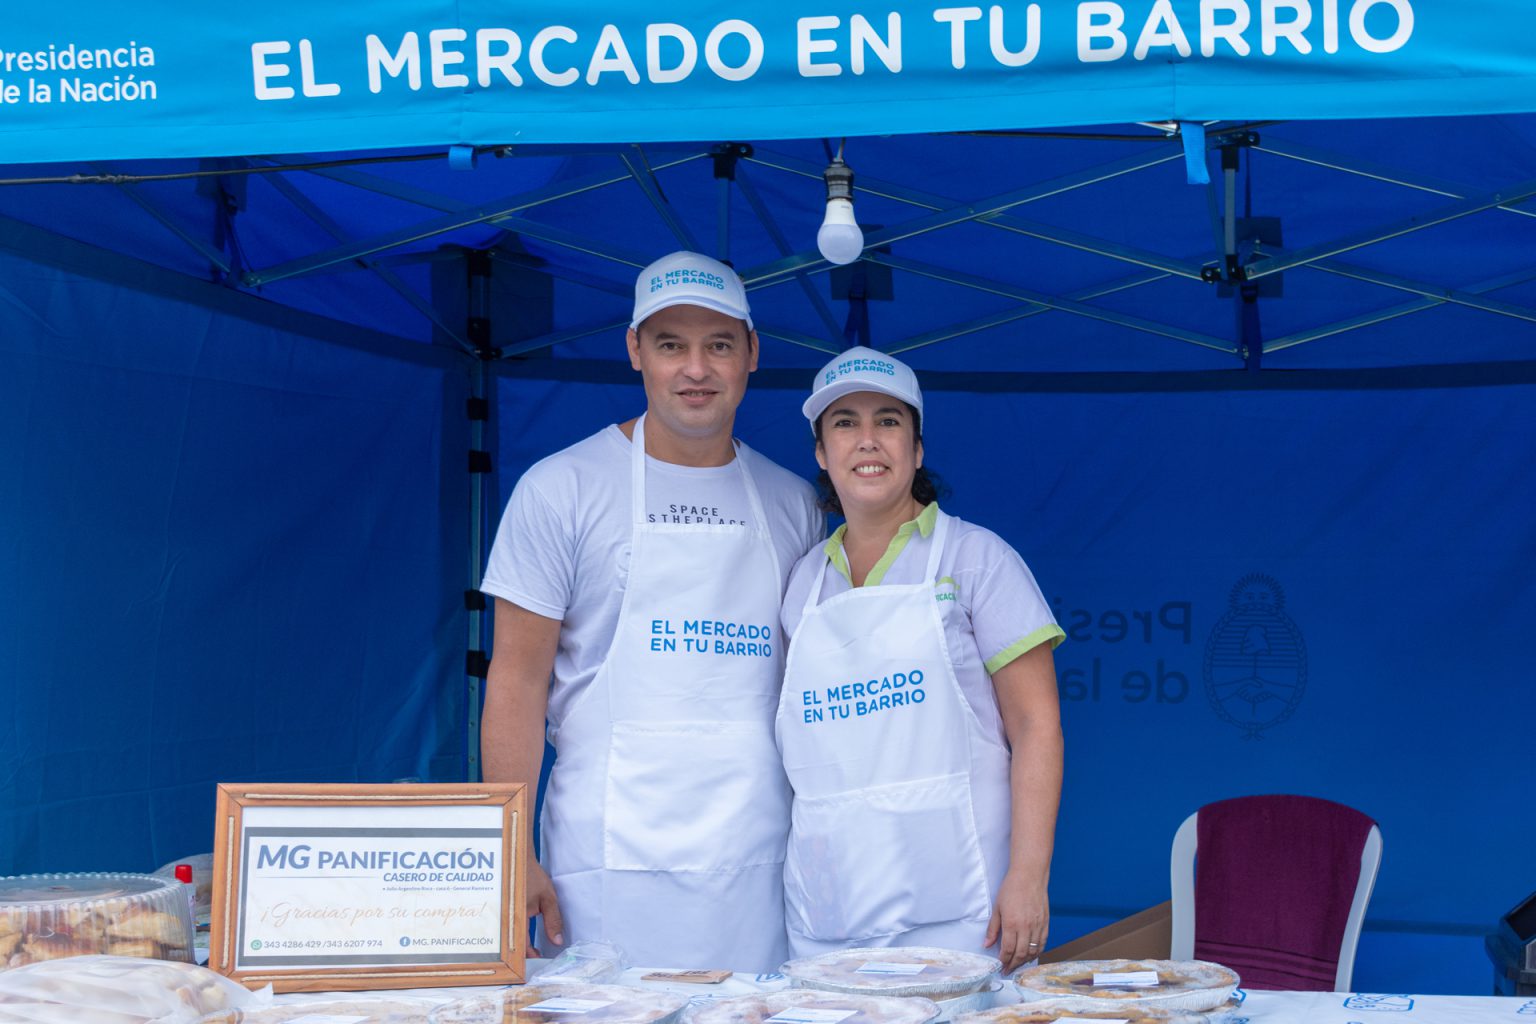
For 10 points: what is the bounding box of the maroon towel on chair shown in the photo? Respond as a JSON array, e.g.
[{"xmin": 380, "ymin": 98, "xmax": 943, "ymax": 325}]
[{"xmin": 1192, "ymin": 794, "xmax": 1375, "ymax": 991}]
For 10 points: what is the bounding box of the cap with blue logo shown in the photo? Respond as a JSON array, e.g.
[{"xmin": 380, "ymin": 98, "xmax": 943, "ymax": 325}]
[
  {"xmin": 631, "ymin": 251, "xmax": 753, "ymax": 330},
  {"xmin": 802, "ymin": 345, "xmax": 924, "ymax": 430}
]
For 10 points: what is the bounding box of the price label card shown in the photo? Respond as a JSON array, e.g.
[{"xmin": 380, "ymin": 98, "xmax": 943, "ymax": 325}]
[
  {"xmin": 766, "ymin": 1010, "xmax": 859, "ymax": 1024},
  {"xmin": 1059, "ymin": 1019, "xmax": 1130, "ymax": 1024},
  {"xmin": 1093, "ymin": 971, "xmax": 1161, "ymax": 988},
  {"xmin": 526, "ymin": 999, "xmax": 617, "ymax": 1014},
  {"xmin": 286, "ymin": 1017, "xmax": 371, "ymax": 1024},
  {"xmin": 642, "ymin": 969, "xmax": 734, "ymax": 984},
  {"xmin": 856, "ymin": 962, "xmax": 928, "ymax": 975}
]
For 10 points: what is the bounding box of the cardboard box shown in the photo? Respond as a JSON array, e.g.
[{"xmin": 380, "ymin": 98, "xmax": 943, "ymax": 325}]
[{"xmin": 1041, "ymin": 901, "xmax": 1172, "ymax": 963}]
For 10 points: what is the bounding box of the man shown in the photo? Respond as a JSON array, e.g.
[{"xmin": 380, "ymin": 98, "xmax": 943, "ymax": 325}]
[{"xmin": 479, "ymin": 251, "xmax": 822, "ymax": 971}]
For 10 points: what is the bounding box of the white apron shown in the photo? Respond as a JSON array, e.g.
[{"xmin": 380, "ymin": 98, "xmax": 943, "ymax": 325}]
[
  {"xmin": 776, "ymin": 511, "xmax": 1013, "ymax": 957},
  {"xmin": 540, "ymin": 414, "xmax": 791, "ymax": 971}
]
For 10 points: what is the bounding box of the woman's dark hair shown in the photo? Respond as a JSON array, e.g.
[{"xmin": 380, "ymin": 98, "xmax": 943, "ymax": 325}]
[{"xmin": 812, "ymin": 401, "xmax": 946, "ymax": 516}]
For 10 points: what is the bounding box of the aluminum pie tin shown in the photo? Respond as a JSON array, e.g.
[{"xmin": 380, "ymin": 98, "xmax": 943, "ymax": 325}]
[
  {"xmin": 1012, "ymin": 960, "xmax": 1239, "ymax": 1014},
  {"xmin": 783, "ymin": 946, "xmax": 1002, "ymax": 999}
]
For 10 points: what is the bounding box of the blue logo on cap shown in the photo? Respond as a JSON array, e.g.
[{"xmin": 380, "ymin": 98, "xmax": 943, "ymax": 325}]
[
  {"xmin": 663, "ymin": 269, "xmax": 726, "ymax": 291},
  {"xmin": 827, "ymin": 357, "xmax": 896, "ymax": 384}
]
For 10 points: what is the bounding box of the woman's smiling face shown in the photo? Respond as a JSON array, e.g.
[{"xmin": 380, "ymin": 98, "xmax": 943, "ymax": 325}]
[{"xmin": 815, "ymin": 390, "xmax": 923, "ymax": 518}]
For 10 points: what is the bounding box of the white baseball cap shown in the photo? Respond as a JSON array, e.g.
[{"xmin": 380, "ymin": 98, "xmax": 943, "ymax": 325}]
[
  {"xmin": 803, "ymin": 346, "xmax": 924, "ymax": 430},
  {"xmin": 631, "ymin": 251, "xmax": 753, "ymax": 330}
]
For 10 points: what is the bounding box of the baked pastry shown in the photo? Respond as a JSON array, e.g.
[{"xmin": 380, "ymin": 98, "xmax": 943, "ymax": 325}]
[
  {"xmin": 783, "ymin": 947, "xmax": 1000, "ymax": 998},
  {"xmin": 430, "ymin": 983, "xmax": 690, "ymax": 1024},
  {"xmin": 201, "ymin": 997, "xmax": 439, "ymax": 1023},
  {"xmin": 1013, "ymin": 960, "xmax": 1238, "ymax": 1013},
  {"xmin": 955, "ymin": 1005, "xmax": 1206, "ymax": 1024},
  {"xmin": 683, "ymin": 990, "xmax": 941, "ymax": 1024},
  {"xmin": 0, "ymin": 955, "xmax": 244, "ymax": 1021},
  {"xmin": 0, "ymin": 873, "xmax": 194, "ymax": 968}
]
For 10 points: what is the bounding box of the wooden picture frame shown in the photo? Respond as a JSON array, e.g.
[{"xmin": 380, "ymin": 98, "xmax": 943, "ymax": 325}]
[{"xmin": 210, "ymin": 782, "xmax": 528, "ymax": 993}]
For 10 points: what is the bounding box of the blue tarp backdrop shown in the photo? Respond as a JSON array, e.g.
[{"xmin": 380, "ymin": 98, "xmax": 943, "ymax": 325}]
[{"xmin": 2, "ymin": 0, "xmax": 1534, "ymax": 998}]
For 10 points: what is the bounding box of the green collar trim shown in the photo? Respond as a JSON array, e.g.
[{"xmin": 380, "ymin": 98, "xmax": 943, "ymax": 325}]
[{"xmin": 825, "ymin": 502, "xmax": 940, "ymax": 586}]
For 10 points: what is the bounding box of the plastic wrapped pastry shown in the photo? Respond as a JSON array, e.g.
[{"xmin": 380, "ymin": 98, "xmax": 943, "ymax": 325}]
[
  {"xmin": 684, "ymin": 989, "xmax": 941, "ymax": 1024},
  {"xmin": 0, "ymin": 873, "xmax": 195, "ymax": 968},
  {"xmin": 430, "ymin": 983, "xmax": 689, "ymax": 1024},
  {"xmin": 1012, "ymin": 960, "xmax": 1238, "ymax": 1014},
  {"xmin": 955, "ymin": 1004, "xmax": 1208, "ymax": 1024},
  {"xmin": 782, "ymin": 947, "xmax": 1000, "ymax": 999},
  {"xmin": 198, "ymin": 997, "xmax": 439, "ymax": 1024},
  {"xmin": 0, "ymin": 954, "xmax": 262, "ymax": 1024}
]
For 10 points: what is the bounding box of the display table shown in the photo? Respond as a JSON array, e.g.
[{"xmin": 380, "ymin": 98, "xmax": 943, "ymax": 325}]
[
  {"xmin": 272, "ymin": 977, "xmax": 1536, "ymax": 1024},
  {"xmin": 1230, "ymin": 991, "xmax": 1535, "ymax": 1024}
]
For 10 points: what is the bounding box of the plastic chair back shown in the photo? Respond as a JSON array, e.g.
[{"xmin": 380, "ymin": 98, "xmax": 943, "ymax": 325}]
[{"xmin": 1169, "ymin": 794, "xmax": 1382, "ymax": 992}]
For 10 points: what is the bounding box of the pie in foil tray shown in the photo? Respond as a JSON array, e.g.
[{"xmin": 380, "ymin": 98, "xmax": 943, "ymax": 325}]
[
  {"xmin": 954, "ymin": 1003, "xmax": 1210, "ymax": 1024},
  {"xmin": 782, "ymin": 947, "xmax": 1001, "ymax": 999},
  {"xmin": 429, "ymin": 983, "xmax": 691, "ymax": 1024},
  {"xmin": 684, "ymin": 989, "xmax": 942, "ymax": 1024},
  {"xmin": 199, "ymin": 996, "xmax": 438, "ymax": 1023},
  {"xmin": 1012, "ymin": 960, "xmax": 1239, "ymax": 1013}
]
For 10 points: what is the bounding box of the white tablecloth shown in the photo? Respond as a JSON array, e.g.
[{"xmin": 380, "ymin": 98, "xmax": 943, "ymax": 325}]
[
  {"xmin": 1226, "ymin": 991, "xmax": 1536, "ymax": 1024},
  {"xmin": 274, "ymin": 978, "xmax": 1536, "ymax": 1024}
]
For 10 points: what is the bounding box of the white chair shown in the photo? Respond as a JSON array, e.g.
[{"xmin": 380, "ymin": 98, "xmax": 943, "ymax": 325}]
[{"xmin": 1170, "ymin": 795, "xmax": 1383, "ymax": 992}]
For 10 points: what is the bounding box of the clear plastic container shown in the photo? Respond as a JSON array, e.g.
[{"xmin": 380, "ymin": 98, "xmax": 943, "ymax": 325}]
[
  {"xmin": 532, "ymin": 941, "xmax": 628, "ymax": 985},
  {"xmin": 683, "ymin": 989, "xmax": 942, "ymax": 1024},
  {"xmin": 199, "ymin": 997, "xmax": 438, "ymax": 1023},
  {"xmin": 783, "ymin": 947, "xmax": 1001, "ymax": 999},
  {"xmin": 0, "ymin": 954, "xmax": 265, "ymax": 1023},
  {"xmin": 0, "ymin": 872, "xmax": 195, "ymax": 968},
  {"xmin": 1011, "ymin": 960, "xmax": 1239, "ymax": 1014},
  {"xmin": 955, "ymin": 1006, "xmax": 1207, "ymax": 1024},
  {"xmin": 930, "ymin": 982, "xmax": 1002, "ymax": 1023},
  {"xmin": 430, "ymin": 982, "xmax": 691, "ymax": 1024}
]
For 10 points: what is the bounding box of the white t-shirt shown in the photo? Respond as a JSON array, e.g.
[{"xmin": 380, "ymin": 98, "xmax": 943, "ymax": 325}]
[
  {"xmin": 781, "ymin": 503, "xmax": 1063, "ymax": 742},
  {"xmin": 482, "ymin": 424, "xmax": 824, "ymax": 727}
]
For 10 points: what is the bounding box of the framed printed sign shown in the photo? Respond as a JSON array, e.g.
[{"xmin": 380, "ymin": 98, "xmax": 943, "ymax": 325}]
[{"xmin": 210, "ymin": 783, "xmax": 528, "ymax": 993}]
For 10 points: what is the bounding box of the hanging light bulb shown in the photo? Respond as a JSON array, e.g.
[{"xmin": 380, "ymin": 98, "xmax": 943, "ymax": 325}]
[{"xmin": 817, "ymin": 149, "xmax": 863, "ymax": 266}]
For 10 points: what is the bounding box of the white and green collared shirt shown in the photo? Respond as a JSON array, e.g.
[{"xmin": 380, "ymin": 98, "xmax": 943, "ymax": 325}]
[{"xmin": 781, "ymin": 503, "xmax": 1064, "ymax": 737}]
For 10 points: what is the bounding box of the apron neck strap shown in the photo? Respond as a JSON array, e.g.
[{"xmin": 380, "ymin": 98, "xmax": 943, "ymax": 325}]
[
  {"xmin": 923, "ymin": 508, "xmax": 950, "ymax": 581},
  {"xmin": 806, "ymin": 547, "xmax": 834, "ymax": 617},
  {"xmin": 629, "ymin": 414, "xmax": 649, "ymax": 523}
]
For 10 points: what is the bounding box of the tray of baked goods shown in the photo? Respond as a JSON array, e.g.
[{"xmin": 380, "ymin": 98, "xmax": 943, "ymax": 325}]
[
  {"xmin": 782, "ymin": 947, "xmax": 1001, "ymax": 1000},
  {"xmin": 0, "ymin": 955, "xmax": 265, "ymax": 1023},
  {"xmin": 1011, "ymin": 960, "xmax": 1239, "ymax": 1013},
  {"xmin": 0, "ymin": 872, "xmax": 195, "ymax": 968},
  {"xmin": 956, "ymin": 1004, "xmax": 1214, "ymax": 1024},
  {"xmin": 429, "ymin": 983, "xmax": 694, "ymax": 1024},
  {"xmin": 684, "ymin": 989, "xmax": 942, "ymax": 1024},
  {"xmin": 199, "ymin": 996, "xmax": 440, "ymax": 1023}
]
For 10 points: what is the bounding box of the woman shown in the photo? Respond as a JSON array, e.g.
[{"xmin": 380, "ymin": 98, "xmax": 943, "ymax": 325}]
[{"xmin": 776, "ymin": 346, "xmax": 1065, "ymax": 972}]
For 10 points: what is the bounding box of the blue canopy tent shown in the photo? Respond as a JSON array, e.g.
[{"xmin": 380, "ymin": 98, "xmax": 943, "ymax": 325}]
[{"xmin": 3, "ymin": 0, "xmax": 1533, "ymax": 993}]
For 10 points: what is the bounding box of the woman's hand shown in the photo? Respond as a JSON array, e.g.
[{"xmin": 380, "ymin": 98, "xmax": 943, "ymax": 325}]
[{"xmin": 985, "ymin": 869, "xmax": 1049, "ymax": 973}]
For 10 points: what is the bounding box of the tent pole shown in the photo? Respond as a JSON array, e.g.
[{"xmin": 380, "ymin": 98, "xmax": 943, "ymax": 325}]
[
  {"xmin": 464, "ymin": 252, "xmax": 497, "ymax": 782},
  {"xmin": 717, "ymin": 173, "xmax": 731, "ymax": 260},
  {"xmin": 467, "ymin": 357, "xmax": 493, "ymax": 782},
  {"xmin": 1221, "ymin": 145, "xmax": 1263, "ymax": 371}
]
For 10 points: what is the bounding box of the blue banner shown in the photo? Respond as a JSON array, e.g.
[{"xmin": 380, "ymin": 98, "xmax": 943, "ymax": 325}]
[{"xmin": 4, "ymin": 1, "xmax": 1536, "ymax": 162}]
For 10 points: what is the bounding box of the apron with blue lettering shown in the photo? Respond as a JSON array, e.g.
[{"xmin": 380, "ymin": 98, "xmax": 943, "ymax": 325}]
[
  {"xmin": 541, "ymin": 413, "xmax": 791, "ymax": 971},
  {"xmin": 775, "ymin": 510, "xmax": 1012, "ymax": 957}
]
